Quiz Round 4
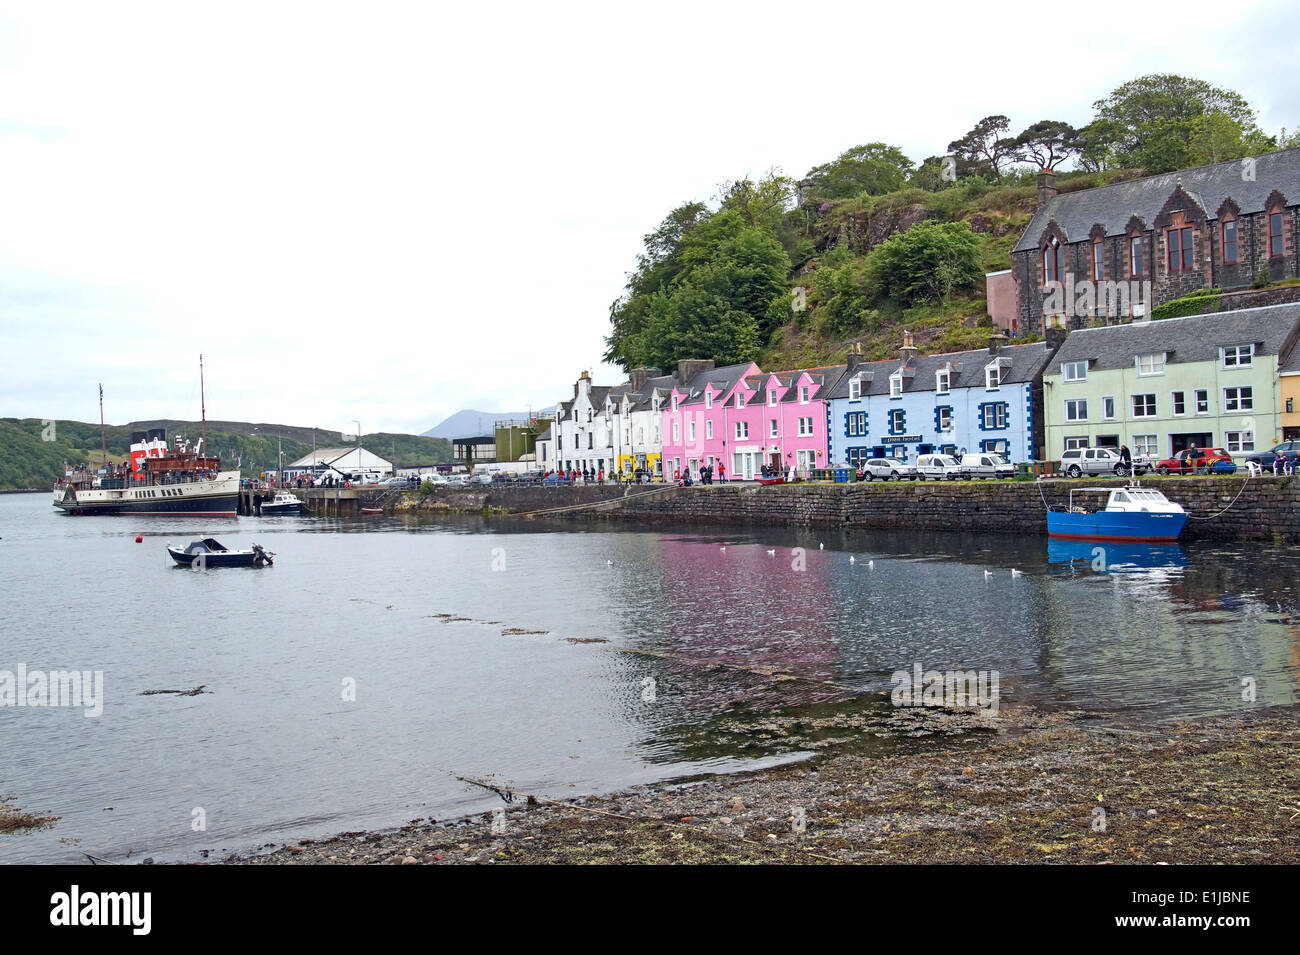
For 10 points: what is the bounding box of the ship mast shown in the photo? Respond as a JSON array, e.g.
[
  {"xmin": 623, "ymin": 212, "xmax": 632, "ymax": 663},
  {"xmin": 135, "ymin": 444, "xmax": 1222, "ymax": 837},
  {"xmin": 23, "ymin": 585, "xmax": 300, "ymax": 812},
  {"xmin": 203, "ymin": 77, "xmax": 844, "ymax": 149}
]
[
  {"xmin": 200, "ymin": 354, "xmax": 207, "ymax": 455},
  {"xmin": 99, "ymin": 383, "xmax": 107, "ymax": 467}
]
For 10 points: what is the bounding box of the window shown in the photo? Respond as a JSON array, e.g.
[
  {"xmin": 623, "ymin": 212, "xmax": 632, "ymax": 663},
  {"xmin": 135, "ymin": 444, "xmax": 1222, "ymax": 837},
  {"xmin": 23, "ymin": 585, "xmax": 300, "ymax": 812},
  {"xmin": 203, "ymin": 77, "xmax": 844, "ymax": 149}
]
[
  {"xmin": 587, "ymin": 433, "xmax": 593, "ymax": 449},
  {"xmin": 688, "ymin": 421, "xmax": 695, "ymax": 441},
  {"xmin": 1270, "ymin": 212, "xmax": 1284, "ymax": 257},
  {"xmin": 704, "ymin": 392, "xmax": 712, "ymax": 409},
  {"xmin": 1132, "ymin": 394, "xmax": 1157, "ymax": 417},
  {"xmin": 735, "ymin": 421, "xmax": 749, "ymax": 440},
  {"xmin": 936, "ymin": 370, "xmax": 950, "ymax": 394},
  {"xmin": 1167, "ymin": 226, "xmax": 1193, "ymax": 271},
  {"xmin": 672, "ymin": 422, "xmax": 679, "ymax": 442},
  {"xmin": 671, "ymin": 395, "xmax": 679, "ymax": 411},
  {"xmin": 1195, "ymin": 389, "xmax": 1209, "ymax": 414},
  {"xmin": 768, "ymin": 389, "xmax": 777, "ymax": 406},
  {"xmin": 1042, "ymin": 236, "xmax": 1064, "ymax": 284},
  {"xmin": 982, "ymin": 403, "xmax": 1008, "ymax": 429},
  {"xmin": 1133, "ymin": 434, "xmax": 1158, "ymax": 456},
  {"xmin": 890, "ymin": 409, "xmax": 906, "ymax": 434},
  {"xmin": 1225, "ymin": 430, "xmax": 1255, "ymax": 453},
  {"xmin": 800, "ymin": 386, "xmax": 810, "ymax": 403},
  {"xmin": 986, "ymin": 364, "xmax": 1001, "ymax": 389},
  {"xmin": 736, "ymin": 393, "xmax": 746, "ymax": 409},
  {"xmin": 1224, "ymin": 386, "xmax": 1253, "ymax": 412},
  {"xmin": 889, "ymin": 374, "xmax": 903, "ymax": 398},
  {"xmin": 1136, "ymin": 353, "xmax": 1165, "ymax": 376},
  {"xmin": 798, "ymin": 417, "xmax": 813, "ymax": 437},
  {"xmin": 1222, "ymin": 219, "xmax": 1238, "ymax": 264},
  {"xmin": 846, "ymin": 412, "xmax": 867, "ymax": 436},
  {"xmin": 705, "ymin": 421, "xmax": 713, "ymax": 440},
  {"xmin": 1171, "ymin": 391, "xmax": 1185, "ymax": 416},
  {"xmin": 1222, "ymin": 344, "xmax": 1253, "ymax": 368},
  {"xmin": 1092, "ymin": 240, "xmax": 1103, "ymax": 281},
  {"xmin": 849, "ymin": 378, "xmax": 862, "ymax": 400},
  {"xmin": 1101, "ymin": 396, "xmax": 1116, "ymax": 420},
  {"xmin": 769, "ymin": 419, "xmax": 778, "ymax": 438},
  {"xmin": 1131, "ymin": 236, "xmax": 1145, "ymax": 276},
  {"xmin": 1064, "ymin": 398, "xmax": 1088, "ymax": 422},
  {"xmin": 1064, "ymin": 436, "xmax": 1089, "ymax": 450},
  {"xmin": 1062, "ymin": 360, "xmax": 1087, "ymax": 382},
  {"xmin": 937, "ymin": 406, "xmax": 952, "ymax": 431}
]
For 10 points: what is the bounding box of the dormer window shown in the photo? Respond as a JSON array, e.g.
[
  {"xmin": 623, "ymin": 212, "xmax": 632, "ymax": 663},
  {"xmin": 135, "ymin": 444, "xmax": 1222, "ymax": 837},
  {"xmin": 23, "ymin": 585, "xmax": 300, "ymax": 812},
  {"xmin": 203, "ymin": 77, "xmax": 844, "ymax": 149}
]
[
  {"xmin": 704, "ymin": 391, "xmax": 712, "ymax": 409},
  {"xmin": 767, "ymin": 389, "xmax": 777, "ymax": 406},
  {"xmin": 736, "ymin": 393, "xmax": 746, "ymax": 409},
  {"xmin": 799, "ymin": 386, "xmax": 810, "ymax": 403},
  {"xmin": 889, "ymin": 373, "xmax": 903, "ymax": 398},
  {"xmin": 1042, "ymin": 236, "xmax": 1063, "ymax": 284},
  {"xmin": 671, "ymin": 395, "xmax": 679, "ymax": 412},
  {"xmin": 985, "ymin": 364, "xmax": 1001, "ymax": 389},
  {"xmin": 1222, "ymin": 344, "xmax": 1254, "ymax": 368},
  {"xmin": 849, "ymin": 378, "xmax": 862, "ymax": 400},
  {"xmin": 1062, "ymin": 360, "xmax": 1087, "ymax": 382},
  {"xmin": 1136, "ymin": 353, "xmax": 1165, "ymax": 376},
  {"xmin": 936, "ymin": 369, "xmax": 950, "ymax": 394}
]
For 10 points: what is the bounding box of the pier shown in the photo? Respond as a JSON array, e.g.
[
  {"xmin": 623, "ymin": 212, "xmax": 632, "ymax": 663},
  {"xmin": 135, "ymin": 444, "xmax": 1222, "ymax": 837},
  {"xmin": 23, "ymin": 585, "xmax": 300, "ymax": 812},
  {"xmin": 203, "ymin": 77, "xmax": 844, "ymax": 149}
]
[{"xmin": 237, "ymin": 486, "xmax": 398, "ymax": 516}]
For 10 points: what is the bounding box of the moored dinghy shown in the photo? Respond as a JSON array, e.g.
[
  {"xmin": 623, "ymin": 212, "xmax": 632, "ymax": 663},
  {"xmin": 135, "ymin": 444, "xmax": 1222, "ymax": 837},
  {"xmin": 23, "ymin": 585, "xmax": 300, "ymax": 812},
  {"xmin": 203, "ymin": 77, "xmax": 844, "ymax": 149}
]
[{"xmin": 167, "ymin": 538, "xmax": 274, "ymax": 567}]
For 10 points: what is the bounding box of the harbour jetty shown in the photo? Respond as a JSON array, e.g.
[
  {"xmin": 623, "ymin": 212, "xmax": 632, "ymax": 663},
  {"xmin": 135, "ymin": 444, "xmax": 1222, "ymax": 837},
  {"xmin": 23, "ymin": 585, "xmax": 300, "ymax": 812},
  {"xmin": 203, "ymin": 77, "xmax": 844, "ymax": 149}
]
[{"xmin": 395, "ymin": 475, "xmax": 1298, "ymax": 542}]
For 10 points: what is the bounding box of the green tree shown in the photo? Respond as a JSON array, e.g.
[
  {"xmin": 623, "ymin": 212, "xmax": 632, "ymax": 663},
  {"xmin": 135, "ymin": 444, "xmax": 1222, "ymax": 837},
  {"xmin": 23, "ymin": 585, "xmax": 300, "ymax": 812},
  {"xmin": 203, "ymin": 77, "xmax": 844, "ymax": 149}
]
[
  {"xmin": 947, "ymin": 116, "xmax": 1015, "ymax": 182},
  {"xmin": 801, "ymin": 143, "xmax": 915, "ymax": 200},
  {"xmin": 1186, "ymin": 110, "xmax": 1276, "ymax": 165},
  {"xmin": 864, "ymin": 221, "xmax": 982, "ymax": 307},
  {"xmin": 1011, "ymin": 120, "xmax": 1079, "ymax": 171}
]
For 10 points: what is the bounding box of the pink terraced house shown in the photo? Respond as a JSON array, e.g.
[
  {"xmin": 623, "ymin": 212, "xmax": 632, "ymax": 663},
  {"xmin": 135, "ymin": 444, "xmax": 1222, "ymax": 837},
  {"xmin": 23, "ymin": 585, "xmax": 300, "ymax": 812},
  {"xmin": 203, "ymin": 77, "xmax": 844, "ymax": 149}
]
[{"xmin": 660, "ymin": 359, "xmax": 845, "ymax": 481}]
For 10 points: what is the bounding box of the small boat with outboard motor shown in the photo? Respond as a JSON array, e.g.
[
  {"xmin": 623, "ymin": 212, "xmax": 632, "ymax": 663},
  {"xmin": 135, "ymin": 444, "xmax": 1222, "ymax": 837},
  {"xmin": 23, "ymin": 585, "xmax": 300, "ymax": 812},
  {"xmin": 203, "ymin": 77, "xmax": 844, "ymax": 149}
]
[
  {"xmin": 1045, "ymin": 481, "xmax": 1187, "ymax": 542},
  {"xmin": 167, "ymin": 538, "xmax": 274, "ymax": 567},
  {"xmin": 260, "ymin": 491, "xmax": 304, "ymax": 515}
]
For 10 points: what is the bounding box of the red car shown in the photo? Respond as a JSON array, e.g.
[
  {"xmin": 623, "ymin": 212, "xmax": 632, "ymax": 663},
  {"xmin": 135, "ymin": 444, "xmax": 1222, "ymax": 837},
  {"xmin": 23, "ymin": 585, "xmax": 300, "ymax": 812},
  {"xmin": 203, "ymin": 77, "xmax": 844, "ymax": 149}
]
[{"xmin": 1153, "ymin": 447, "xmax": 1235, "ymax": 475}]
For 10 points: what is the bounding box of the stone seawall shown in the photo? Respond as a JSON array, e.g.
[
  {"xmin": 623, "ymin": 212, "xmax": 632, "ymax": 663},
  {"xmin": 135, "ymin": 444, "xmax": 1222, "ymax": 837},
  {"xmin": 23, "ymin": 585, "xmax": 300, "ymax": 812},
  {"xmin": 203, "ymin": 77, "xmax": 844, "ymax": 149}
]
[{"xmin": 397, "ymin": 477, "xmax": 1297, "ymax": 542}]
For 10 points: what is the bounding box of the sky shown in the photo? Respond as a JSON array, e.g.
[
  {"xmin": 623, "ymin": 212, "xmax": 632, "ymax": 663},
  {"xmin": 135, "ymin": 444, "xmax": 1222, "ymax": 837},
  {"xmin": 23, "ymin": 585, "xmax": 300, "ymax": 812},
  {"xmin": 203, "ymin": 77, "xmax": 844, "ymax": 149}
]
[{"xmin": 2, "ymin": 0, "xmax": 1298, "ymax": 437}]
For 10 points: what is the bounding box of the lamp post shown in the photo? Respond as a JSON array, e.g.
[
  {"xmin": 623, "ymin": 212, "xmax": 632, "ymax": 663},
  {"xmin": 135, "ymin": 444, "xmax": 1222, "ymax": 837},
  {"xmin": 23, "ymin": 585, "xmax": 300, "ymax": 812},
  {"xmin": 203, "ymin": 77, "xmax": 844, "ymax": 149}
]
[{"xmin": 353, "ymin": 419, "xmax": 361, "ymax": 478}]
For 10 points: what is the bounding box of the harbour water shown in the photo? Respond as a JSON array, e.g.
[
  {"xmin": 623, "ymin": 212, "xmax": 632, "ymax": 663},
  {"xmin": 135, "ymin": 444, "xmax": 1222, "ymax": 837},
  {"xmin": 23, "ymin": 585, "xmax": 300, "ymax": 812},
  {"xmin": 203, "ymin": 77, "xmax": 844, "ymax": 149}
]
[{"xmin": 0, "ymin": 491, "xmax": 1296, "ymax": 864}]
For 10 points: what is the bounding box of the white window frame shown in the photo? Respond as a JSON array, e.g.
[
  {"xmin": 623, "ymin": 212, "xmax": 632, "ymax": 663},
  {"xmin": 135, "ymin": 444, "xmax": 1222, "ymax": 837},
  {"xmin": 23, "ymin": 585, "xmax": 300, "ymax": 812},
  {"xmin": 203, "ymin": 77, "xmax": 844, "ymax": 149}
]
[
  {"xmin": 936, "ymin": 370, "xmax": 950, "ymax": 394},
  {"xmin": 688, "ymin": 420, "xmax": 695, "ymax": 442},
  {"xmin": 1194, "ymin": 389, "xmax": 1209, "ymax": 415},
  {"xmin": 1223, "ymin": 386, "xmax": 1253, "ymax": 412},
  {"xmin": 735, "ymin": 421, "xmax": 748, "ymax": 440},
  {"xmin": 849, "ymin": 378, "xmax": 862, "ymax": 400},
  {"xmin": 1171, "ymin": 390, "xmax": 1185, "ymax": 416},
  {"xmin": 705, "ymin": 420, "xmax": 713, "ymax": 440},
  {"xmin": 1064, "ymin": 436, "xmax": 1089, "ymax": 451},
  {"xmin": 798, "ymin": 417, "xmax": 813, "ymax": 437},
  {"xmin": 768, "ymin": 388, "xmax": 777, "ymax": 407},
  {"xmin": 1131, "ymin": 393, "xmax": 1157, "ymax": 418},
  {"xmin": 1135, "ymin": 353, "xmax": 1165, "ymax": 376},
  {"xmin": 672, "ymin": 422, "xmax": 679, "ymax": 442},
  {"xmin": 736, "ymin": 393, "xmax": 746, "ymax": 409},
  {"xmin": 1221, "ymin": 344, "xmax": 1254, "ymax": 369},
  {"xmin": 985, "ymin": 364, "xmax": 1001, "ymax": 389},
  {"xmin": 799, "ymin": 386, "xmax": 810, "ymax": 404},
  {"xmin": 769, "ymin": 419, "xmax": 778, "ymax": 439},
  {"xmin": 1062, "ymin": 360, "xmax": 1087, "ymax": 382},
  {"xmin": 1133, "ymin": 434, "xmax": 1158, "ymax": 456},
  {"xmin": 890, "ymin": 408, "xmax": 905, "ymax": 433},
  {"xmin": 1064, "ymin": 398, "xmax": 1088, "ymax": 422},
  {"xmin": 1101, "ymin": 395, "xmax": 1116, "ymax": 420},
  {"xmin": 704, "ymin": 391, "xmax": 712, "ymax": 409},
  {"xmin": 937, "ymin": 406, "xmax": 952, "ymax": 432},
  {"xmin": 889, "ymin": 374, "xmax": 903, "ymax": 398},
  {"xmin": 1225, "ymin": 430, "xmax": 1255, "ymax": 453},
  {"xmin": 671, "ymin": 395, "xmax": 679, "ymax": 411}
]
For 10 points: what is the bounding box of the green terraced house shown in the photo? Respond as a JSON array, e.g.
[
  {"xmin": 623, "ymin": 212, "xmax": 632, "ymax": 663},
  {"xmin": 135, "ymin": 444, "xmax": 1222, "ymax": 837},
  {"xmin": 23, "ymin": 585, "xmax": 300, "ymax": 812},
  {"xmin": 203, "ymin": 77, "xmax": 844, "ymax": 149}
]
[{"xmin": 1042, "ymin": 302, "xmax": 1300, "ymax": 462}]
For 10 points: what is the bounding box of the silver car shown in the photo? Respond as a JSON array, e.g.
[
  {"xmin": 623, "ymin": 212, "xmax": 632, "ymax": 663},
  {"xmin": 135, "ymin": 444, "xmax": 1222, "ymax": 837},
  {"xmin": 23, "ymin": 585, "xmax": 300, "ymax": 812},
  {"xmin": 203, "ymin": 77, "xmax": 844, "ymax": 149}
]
[
  {"xmin": 858, "ymin": 457, "xmax": 916, "ymax": 481},
  {"xmin": 1059, "ymin": 447, "xmax": 1129, "ymax": 478}
]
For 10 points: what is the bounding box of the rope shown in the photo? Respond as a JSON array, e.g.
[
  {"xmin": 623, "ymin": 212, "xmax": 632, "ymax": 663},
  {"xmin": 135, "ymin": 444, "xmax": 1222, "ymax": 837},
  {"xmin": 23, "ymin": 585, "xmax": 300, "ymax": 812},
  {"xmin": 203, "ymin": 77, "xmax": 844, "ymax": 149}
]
[
  {"xmin": 511, "ymin": 483, "xmax": 682, "ymax": 518},
  {"xmin": 1185, "ymin": 471, "xmax": 1253, "ymax": 520}
]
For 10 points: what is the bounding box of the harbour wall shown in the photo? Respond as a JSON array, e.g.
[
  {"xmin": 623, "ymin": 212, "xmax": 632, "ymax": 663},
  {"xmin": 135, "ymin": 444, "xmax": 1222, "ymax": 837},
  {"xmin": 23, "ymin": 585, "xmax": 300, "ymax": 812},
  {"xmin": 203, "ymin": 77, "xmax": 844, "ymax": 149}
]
[{"xmin": 397, "ymin": 477, "xmax": 1298, "ymax": 542}]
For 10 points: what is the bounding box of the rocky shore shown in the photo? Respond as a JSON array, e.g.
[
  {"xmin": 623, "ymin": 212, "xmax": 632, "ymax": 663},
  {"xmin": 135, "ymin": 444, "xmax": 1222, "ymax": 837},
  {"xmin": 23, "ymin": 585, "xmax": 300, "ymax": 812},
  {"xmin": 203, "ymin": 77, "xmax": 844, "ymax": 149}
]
[{"xmin": 228, "ymin": 704, "xmax": 1299, "ymax": 865}]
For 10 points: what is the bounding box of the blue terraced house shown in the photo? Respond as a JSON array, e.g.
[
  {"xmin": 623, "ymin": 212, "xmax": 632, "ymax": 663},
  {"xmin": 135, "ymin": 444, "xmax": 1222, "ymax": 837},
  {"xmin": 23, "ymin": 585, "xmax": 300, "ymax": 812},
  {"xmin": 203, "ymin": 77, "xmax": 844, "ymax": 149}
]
[{"xmin": 824, "ymin": 330, "xmax": 1067, "ymax": 466}]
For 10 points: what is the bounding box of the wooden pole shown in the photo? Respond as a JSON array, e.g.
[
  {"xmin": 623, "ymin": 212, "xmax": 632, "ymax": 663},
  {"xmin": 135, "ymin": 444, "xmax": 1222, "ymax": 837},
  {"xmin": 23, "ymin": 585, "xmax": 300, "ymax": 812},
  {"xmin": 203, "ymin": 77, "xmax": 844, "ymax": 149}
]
[{"xmin": 98, "ymin": 383, "xmax": 107, "ymax": 467}]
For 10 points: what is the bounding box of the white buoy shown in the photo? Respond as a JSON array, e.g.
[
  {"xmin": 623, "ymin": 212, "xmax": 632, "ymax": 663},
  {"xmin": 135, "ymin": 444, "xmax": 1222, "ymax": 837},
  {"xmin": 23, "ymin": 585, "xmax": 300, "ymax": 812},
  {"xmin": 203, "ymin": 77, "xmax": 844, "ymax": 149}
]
[
  {"xmin": 1011, "ymin": 568, "xmax": 1024, "ymax": 578},
  {"xmin": 868, "ymin": 559, "xmax": 874, "ymax": 569},
  {"xmin": 984, "ymin": 569, "xmax": 993, "ymax": 579},
  {"xmin": 819, "ymin": 543, "xmax": 824, "ymax": 550},
  {"xmin": 849, "ymin": 555, "xmax": 856, "ymax": 564},
  {"xmin": 766, "ymin": 548, "xmax": 776, "ymax": 556}
]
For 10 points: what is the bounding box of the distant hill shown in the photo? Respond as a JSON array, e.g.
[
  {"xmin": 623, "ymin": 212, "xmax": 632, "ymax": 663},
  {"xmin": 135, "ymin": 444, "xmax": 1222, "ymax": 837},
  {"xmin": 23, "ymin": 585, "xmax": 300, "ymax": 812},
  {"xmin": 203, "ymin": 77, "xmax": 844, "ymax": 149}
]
[
  {"xmin": 0, "ymin": 417, "xmax": 450, "ymax": 490},
  {"xmin": 423, "ymin": 408, "xmax": 553, "ymax": 439}
]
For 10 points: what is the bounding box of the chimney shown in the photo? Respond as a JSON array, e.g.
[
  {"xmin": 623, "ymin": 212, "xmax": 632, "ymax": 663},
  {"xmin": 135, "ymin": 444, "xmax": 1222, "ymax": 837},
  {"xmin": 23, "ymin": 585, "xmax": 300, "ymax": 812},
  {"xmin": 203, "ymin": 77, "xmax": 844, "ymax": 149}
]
[
  {"xmin": 575, "ymin": 369, "xmax": 592, "ymax": 399},
  {"xmin": 675, "ymin": 359, "xmax": 716, "ymax": 385},
  {"xmin": 899, "ymin": 329, "xmax": 918, "ymax": 365},
  {"xmin": 1044, "ymin": 327, "xmax": 1067, "ymax": 351},
  {"xmin": 988, "ymin": 333, "xmax": 1008, "ymax": 356},
  {"xmin": 1037, "ymin": 171, "xmax": 1058, "ymax": 204},
  {"xmin": 629, "ymin": 366, "xmax": 660, "ymax": 392},
  {"xmin": 846, "ymin": 343, "xmax": 864, "ymax": 372}
]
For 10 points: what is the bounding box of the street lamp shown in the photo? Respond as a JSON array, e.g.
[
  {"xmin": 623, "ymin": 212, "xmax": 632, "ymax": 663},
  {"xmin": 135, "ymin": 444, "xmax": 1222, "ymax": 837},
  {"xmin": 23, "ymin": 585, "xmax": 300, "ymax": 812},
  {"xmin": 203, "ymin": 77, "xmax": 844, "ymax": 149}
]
[{"xmin": 353, "ymin": 418, "xmax": 361, "ymax": 476}]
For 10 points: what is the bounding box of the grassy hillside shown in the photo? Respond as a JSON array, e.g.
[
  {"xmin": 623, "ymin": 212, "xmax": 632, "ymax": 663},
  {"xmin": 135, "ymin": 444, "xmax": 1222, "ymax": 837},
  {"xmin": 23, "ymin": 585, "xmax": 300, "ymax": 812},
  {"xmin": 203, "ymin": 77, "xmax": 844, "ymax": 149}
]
[{"xmin": 0, "ymin": 418, "xmax": 451, "ymax": 490}]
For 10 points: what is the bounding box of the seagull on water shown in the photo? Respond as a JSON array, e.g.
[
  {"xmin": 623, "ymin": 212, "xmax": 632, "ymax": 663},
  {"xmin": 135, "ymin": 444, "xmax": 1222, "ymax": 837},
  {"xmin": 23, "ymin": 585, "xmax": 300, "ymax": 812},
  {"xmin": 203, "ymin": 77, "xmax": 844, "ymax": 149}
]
[
  {"xmin": 849, "ymin": 555, "xmax": 856, "ymax": 564},
  {"xmin": 1011, "ymin": 568, "xmax": 1024, "ymax": 578},
  {"xmin": 984, "ymin": 569, "xmax": 993, "ymax": 580},
  {"xmin": 867, "ymin": 560, "xmax": 874, "ymax": 570},
  {"xmin": 819, "ymin": 543, "xmax": 824, "ymax": 550},
  {"xmin": 766, "ymin": 548, "xmax": 776, "ymax": 556}
]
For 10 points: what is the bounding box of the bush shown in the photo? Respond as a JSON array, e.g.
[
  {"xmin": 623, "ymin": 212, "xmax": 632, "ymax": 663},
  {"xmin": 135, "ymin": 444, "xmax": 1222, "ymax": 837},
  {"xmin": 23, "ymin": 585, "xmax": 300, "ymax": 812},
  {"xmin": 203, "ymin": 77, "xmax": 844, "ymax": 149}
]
[
  {"xmin": 864, "ymin": 221, "xmax": 983, "ymax": 307},
  {"xmin": 1151, "ymin": 287, "xmax": 1221, "ymax": 320}
]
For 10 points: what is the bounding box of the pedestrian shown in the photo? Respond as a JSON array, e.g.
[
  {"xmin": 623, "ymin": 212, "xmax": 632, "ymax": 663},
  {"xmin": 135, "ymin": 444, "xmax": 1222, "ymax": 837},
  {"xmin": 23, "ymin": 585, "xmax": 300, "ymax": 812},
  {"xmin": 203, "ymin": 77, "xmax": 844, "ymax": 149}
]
[
  {"xmin": 719, "ymin": 462, "xmax": 726, "ymax": 483},
  {"xmin": 1119, "ymin": 444, "xmax": 1132, "ymax": 472},
  {"xmin": 597, "ymin": 467, "xmax": 605, "ymax": 484}
]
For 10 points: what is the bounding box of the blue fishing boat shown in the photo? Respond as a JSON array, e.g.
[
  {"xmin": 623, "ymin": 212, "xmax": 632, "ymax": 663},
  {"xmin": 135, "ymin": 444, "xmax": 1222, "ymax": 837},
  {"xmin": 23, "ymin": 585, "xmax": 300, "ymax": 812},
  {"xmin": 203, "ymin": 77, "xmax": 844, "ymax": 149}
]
[
  {"xmin": 167, "ymin": 538, "xmax": 274, "ymax": 567},
  {"xmin": 1046, "ymin": 483, "xmax": 1187, "ymax": 542}
]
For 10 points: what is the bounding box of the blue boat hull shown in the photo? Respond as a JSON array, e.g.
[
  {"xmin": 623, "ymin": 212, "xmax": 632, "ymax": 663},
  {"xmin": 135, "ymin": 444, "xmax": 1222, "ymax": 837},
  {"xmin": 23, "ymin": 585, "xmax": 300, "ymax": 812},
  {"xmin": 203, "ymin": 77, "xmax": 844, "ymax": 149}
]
[{"xmin": 1047, "ymin": 510, "xmax": 1186, "ymax": 542}]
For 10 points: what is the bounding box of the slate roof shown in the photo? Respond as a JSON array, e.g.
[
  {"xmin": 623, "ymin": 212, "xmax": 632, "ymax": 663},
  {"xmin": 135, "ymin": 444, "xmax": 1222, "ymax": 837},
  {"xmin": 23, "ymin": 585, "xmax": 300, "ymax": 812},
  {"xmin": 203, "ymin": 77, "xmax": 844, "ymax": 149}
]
[
  {"xmin": 824, "ymin": 341, "xmax": 1059, "ymax": 399},
  {"xmin": 1013, "ymin": 147, "xmax": 1300, "ymax": 253},
  {"xmin": 1047, "ymin": 302, "xmax": 1300, "ymax": 373},
  {"xmin": 675, "ymin": 362, "xmax": 758, "ymax": 407}
]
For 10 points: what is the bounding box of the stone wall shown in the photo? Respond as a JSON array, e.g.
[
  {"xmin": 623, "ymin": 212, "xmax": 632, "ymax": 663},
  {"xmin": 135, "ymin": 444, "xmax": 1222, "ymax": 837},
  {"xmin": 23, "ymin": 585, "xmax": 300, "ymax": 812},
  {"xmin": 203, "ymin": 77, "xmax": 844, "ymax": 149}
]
[{"xmin": 399, "ymin": 478, "xmax": 1297, "ymax": 542}]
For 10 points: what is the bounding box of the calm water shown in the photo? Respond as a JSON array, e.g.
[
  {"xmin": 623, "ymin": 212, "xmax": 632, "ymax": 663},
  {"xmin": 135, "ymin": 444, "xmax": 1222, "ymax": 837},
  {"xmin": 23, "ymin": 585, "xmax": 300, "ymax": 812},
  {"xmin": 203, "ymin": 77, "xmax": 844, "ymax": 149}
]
[{"xmin": 0, "ymin": 491, "xmax": 1296, "ymax": 863}]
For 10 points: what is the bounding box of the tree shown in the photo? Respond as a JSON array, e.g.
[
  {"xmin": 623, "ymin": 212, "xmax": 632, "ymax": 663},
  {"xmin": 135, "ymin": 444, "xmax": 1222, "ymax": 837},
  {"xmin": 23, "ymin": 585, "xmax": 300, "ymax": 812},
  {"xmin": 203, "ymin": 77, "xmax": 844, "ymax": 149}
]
[
  {"xmin": 1186, "ymin": 110, "xmax": 1276, "ymax": 166},
  {"xmin": 947, "ymin": 116, "xmax": 1015, "ymax": 182},
  {"xmin": 801, "ymin": 143, "xmax": 915, "ymax": 200},
  {"xmin": 1089, "ymin": 74, "xmax": 1266, "ymax": 172},
  {"xmin": 1011, "ymin": 120, "xmax": 1079, "ymax": 171},
  {"xmin": 864, "ymin": 221, "xmax": 982, "ymax": 307},
  {"xmin": 717, "ymin": 171, "xmax": 796, "ymax": 232}
]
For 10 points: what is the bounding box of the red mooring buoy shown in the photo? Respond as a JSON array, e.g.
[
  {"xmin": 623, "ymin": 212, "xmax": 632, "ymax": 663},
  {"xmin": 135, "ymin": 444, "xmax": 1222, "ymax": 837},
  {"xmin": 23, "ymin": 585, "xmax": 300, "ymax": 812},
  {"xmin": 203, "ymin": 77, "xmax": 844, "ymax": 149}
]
[{"xmin": 135, "ymin": 535, "xmax": 143, "ymax": 543}]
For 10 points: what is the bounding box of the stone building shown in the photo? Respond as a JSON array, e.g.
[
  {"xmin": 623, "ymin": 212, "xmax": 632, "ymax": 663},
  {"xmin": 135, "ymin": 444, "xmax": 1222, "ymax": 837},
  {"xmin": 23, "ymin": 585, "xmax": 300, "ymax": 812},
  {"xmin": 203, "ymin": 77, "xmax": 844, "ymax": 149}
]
[{"xmin": 1011, "ymin": 149, "xmax": 1300, "ymax": 334}]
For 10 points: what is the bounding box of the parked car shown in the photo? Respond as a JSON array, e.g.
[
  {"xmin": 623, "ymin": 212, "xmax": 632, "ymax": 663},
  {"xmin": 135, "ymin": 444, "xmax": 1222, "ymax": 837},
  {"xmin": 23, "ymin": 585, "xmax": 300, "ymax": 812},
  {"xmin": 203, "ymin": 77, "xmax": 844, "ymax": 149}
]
[
  {"xmin": 960, "ymin": 453, "xmax": 1016, "ymax": 479},
  {"xmin": 1059, "ymin": 447, "xmax": 1138, "ymax": 478},
  {"xmin": 541, "ymin": 473, "xmax": 572, "ymax": 485},
  {"xmin": 383, "ymin": 476, "xmax": 410, "ymax": 487},
  {"xmin": 1245, "ymin": 440, "xmax": 1300, "ymax": 471},
  {"xmin": 915, "ymin": 454, "xmax": 965, "ymax": 480},
  {"xmin": 1153, "ymin": 448, "xmax": 1236, "ymax": 475},
  {"xmin": 857, "ymin": 457, "xmax": 916, "ymax": 481}
]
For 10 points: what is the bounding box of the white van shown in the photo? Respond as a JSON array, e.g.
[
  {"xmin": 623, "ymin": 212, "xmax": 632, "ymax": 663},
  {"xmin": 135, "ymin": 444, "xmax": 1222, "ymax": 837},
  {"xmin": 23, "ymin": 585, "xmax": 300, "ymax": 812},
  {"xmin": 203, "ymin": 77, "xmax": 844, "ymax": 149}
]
[
  {"xmin": 960, "ymin": 453, "xmax": 1016, "ymax": 479},
  {"xmin": 915, "ymin": 454, "xmax": 965, "ymax": 480}
]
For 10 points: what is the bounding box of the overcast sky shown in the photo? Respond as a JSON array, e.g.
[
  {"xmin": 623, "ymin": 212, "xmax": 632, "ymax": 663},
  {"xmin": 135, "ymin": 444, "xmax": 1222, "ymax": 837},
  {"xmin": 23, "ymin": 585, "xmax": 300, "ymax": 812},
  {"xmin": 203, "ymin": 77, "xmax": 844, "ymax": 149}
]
[{"xmin": 2, "ymin": 0, "xmax": 1297, "ymax": 437}]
